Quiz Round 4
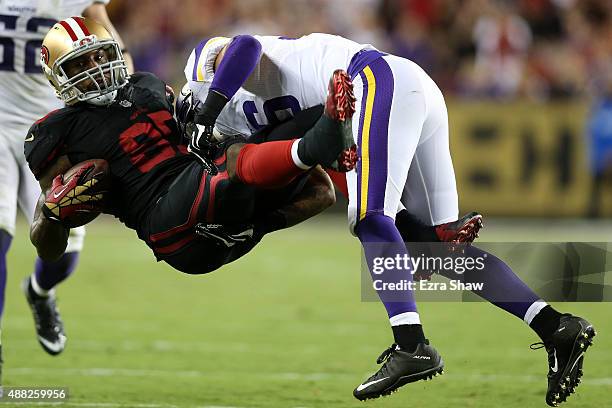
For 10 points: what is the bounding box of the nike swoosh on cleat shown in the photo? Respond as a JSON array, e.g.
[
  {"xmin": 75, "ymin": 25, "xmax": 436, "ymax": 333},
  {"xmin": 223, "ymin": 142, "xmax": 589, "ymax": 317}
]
[
  {"xmin": 551, "ymin": 349, "xmax": 558, "ymax": 373},
  {"xmin": 38, "ymin": 335, "xmax": 66, "ymax": 353},
  {"xmin": 25, "ymin": 133, "xmax": 35, "ymax": 142},
  {"xmin": 356, "ymin": 377, "xmax": 389, "ymax": 392}
]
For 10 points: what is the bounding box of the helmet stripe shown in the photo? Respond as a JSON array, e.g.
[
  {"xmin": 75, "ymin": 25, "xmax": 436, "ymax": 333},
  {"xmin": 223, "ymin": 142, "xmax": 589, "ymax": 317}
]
[
  {"xmin": 65, "ymin": 17, "xmax": 87, "ymax": 39},
  {"xmin": 58, "ymin": 20, "xmax": 78, "ymax": 41},
  {"xmin": 73, "ymin": 17, "xmax": 91, "ymax": 36}
]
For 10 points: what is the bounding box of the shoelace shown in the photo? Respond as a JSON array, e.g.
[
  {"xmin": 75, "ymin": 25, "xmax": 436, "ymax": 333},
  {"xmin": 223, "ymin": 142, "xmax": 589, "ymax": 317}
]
[
  {"xmin": 376, "ymin": 344, "xmax": 398, "ymax": 365},
  {"xmin": 32, "ymin": 296, "xmax": 62, "ymax": 333},
  {"xmin": 530, "ymin": 342, "xmax": 556, "ymax": 374}
]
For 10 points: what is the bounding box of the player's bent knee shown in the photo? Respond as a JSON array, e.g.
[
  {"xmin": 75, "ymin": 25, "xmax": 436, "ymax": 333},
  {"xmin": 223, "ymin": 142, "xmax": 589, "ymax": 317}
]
[
  {"xmin": 319, "ymin": 184, "xmax": 336, "ymax": 208},
  {"xmin": 354, "ymin": 213, "xmax": 399, "ymax": 242},
  {"xmin": 309, "ymin": 168, "xmax": 336, "ymax": 209}
]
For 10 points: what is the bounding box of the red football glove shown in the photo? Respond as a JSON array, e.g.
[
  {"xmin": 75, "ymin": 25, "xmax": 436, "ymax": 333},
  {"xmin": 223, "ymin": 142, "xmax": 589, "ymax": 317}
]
[{"xmin": 42, "ymin": 163, "xmax": 107, "ymax": 227}]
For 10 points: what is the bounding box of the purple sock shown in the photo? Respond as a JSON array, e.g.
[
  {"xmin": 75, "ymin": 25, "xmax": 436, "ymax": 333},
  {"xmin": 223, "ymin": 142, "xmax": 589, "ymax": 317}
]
[
  {"xmin": 210, "ymin": 35, "xmax": 262, "ymax": 98},
  {"xmin": 440, "ymin": 245, "xmax": 540, "ymax": 319},
  {"xmin": 356, "ymin": 214, "xmax": 418, "ymax": 318},
  {"xmin": 195, "ymin": 35, "xmax": 262, "ymax": 126},
  {"xmin": 0, "ymin": 230, "xmax": 11, "ymax": 319},
  {"xmin": 34, "ymin": 252, "xmax": 79, "ymax": 291}
]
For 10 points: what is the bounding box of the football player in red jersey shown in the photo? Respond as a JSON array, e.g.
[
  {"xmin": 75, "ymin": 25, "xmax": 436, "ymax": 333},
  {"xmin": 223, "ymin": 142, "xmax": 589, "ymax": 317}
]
[{"xmin": 27, "ymin": 18, "xmax": 354, "ymax": 275}]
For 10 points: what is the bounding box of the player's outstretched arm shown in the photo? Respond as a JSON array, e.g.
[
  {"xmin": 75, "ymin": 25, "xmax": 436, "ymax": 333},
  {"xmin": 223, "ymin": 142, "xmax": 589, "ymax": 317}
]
[
  {"xmin": 30, "ymin": 156, "xmax": 72, "ymax": 261},
  {"xmin": 83, "ymin": 3, "xmax": 134, "ymax": 73}
]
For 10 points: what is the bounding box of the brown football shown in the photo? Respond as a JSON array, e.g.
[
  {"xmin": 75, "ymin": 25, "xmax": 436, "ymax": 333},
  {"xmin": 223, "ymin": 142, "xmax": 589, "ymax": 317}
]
[{"xmin": 60, "ymin": 159, "xmax": 111, "ymax": 228}]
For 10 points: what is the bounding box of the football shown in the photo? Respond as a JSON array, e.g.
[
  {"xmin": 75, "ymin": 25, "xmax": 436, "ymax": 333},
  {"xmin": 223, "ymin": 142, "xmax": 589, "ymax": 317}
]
[{"xmin": 46, "ymin": 159, "xmax": 111, "ymax": 228}]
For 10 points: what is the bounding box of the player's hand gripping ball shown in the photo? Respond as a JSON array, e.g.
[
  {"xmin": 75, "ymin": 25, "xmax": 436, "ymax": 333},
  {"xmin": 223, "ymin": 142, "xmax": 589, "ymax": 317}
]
[{"xmin": 43, "ymin": 159, "xmax": 111, "ymax": 228}]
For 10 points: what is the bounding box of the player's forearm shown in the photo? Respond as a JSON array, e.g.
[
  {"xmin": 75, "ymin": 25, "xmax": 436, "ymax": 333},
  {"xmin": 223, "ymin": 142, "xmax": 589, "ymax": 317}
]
[
  {"xmin": 282, "ymin": 166, "xmax": 336, "ymax": 228},
  {"xmin": 30, "ymin": 200, "xmax": 69, "ymax": 262},
  {"xmin": 195, "ymin": 35, "xmax": 262, "ymax": 126},
  {"xmin": 260, "ymin": 166, "xmax": 336, "ymax": 234}
]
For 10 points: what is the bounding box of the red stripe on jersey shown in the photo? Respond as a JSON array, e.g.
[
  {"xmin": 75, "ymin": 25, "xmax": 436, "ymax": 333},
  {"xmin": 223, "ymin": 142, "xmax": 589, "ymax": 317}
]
[
  {"xmin": 73, "ymin": 17, "xmax": 91, "ymax": 36},
  {"xmin": 153, "ymin": 235, "xmax": 196, "ymax": 255},
  {"xmin": 59, "ymin": 20, "xmax": 77, "ymax": 41},
  {"xmin": 206, "ymin": 170, "xmax": 228, "ymax": 221},
  {"xmin": 34, "ymin": 109, "xmax": 60, "ymax": 125}
]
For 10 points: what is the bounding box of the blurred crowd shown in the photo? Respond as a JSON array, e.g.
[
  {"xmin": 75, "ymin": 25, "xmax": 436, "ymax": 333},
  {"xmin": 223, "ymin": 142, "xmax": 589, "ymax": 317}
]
[{"xmin": 108, "ymin": 0, "xmax": 612, "ymax": 101}]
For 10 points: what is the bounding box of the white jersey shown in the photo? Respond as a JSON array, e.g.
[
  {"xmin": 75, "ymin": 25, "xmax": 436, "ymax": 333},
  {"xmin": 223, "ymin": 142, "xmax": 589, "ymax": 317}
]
[
  {"xmin": 0, "ymin": 0, "xmax": 108, "ymax": 133},
  {"xmin": 184, "ymin": 33, "xmax": 375, "ymax": 136}
]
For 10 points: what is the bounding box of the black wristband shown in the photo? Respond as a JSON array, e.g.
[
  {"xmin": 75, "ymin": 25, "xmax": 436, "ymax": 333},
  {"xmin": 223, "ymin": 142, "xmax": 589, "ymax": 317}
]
[{"xmin": 194, "ymin": 90, "xmax": 229, "ymax": 126}]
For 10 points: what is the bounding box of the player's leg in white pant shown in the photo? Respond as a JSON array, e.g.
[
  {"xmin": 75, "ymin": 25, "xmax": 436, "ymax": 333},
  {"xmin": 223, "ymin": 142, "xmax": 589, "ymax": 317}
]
[
  {"xmin": 346, "ymin": 55, "xmax": 429, "ymax": 233},
  {"xmin": 349, "ymin": 54, "xmax": 445, "ymax": 401},
  {"xmin": 400, "ymin": 69, "xmax": 459, "ymax": 226},
  {"xmin": 346, "ymin": 54, "xmax": 429, "ymax": 336},
  {"xmin": 0, "ymin": 137, "xmax": 20, "ymax": 318},
  {"xmin": 0, "ymin": 133, "xmax": 21, "ymax": 379}
]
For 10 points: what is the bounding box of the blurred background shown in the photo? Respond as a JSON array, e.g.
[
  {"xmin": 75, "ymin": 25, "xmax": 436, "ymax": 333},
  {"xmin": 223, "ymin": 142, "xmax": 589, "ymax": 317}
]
[{"xmin": 106, "ymin": 0, "xmax": 612, "ymax": 218}]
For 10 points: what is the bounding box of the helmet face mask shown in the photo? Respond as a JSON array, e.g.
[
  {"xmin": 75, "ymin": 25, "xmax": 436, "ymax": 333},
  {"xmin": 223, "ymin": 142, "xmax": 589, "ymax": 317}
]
[
  {"xmin": 176, "ymin": 83, "xmax": 198, "ymax": 140},
  {"xmin": 41, "ymin": 18, "xmax": 129, "ymax": 106}
]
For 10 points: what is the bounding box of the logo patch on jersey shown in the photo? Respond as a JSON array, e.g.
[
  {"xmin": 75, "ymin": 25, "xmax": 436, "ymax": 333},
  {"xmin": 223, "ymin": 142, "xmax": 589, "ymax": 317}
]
[
  {"xmin": 41, "ymin": 46, "xmax": 50, "ymax": 65},
  {"xmin": 119, "ymin": 100, "xmax": 132, "ymax": 108}
]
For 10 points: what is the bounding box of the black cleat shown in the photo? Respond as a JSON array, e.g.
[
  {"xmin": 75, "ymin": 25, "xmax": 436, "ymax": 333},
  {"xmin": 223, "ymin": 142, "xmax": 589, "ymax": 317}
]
[
  {"xmin": 531, "ymin": 315, "xmax": 596, "ymax": 407},
  {"xmin": 22, "ymin": 278, "xmax": 66, "ymax": 356},
  {"xmin": 353, "ymin": 341, "xmax": 444, "ymax": 401}
]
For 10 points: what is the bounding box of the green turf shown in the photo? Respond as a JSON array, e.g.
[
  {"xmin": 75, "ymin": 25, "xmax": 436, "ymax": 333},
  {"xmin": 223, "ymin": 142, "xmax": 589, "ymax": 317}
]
[{"xmin": 3, "ymin": 216, "xmax": 611, "ymax": 407}]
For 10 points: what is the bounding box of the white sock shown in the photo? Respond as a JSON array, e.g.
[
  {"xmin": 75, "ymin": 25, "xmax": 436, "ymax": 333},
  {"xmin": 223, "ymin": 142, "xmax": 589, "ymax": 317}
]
[
  {"xmin": 291, "ymin": 139, "xmax": 312, "ymax": 170},
  {"xmin": 30, "ymin": 275, "xmax": 52, "ymax": 298},
  {"xmin": 523, "ymin": 299, "xmax": 548, "ymax": 325},
  {"xmin": 389, "ymin": 311, "xmax": 421, "ymax": 326}
]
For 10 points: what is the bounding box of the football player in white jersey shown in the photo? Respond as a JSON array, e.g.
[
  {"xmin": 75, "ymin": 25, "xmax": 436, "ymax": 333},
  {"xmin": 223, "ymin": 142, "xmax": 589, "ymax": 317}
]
[
  {"xmin": 0, "ymin": 0, "xmax": 132, "ymax": 377},
  {"xmin": 181, "ymin": 34, "xmax": 595, "ymax": 406}
]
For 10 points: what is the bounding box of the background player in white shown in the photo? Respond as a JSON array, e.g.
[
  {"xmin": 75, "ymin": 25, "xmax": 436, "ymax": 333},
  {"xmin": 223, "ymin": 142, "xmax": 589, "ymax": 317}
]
[
  {"xmin": 181, "ymin": 34, "xmax": 595, "ymax": 406},
  {"xmin": 0, "ymin": 0, "xmax": 132, "ymax": 378}
]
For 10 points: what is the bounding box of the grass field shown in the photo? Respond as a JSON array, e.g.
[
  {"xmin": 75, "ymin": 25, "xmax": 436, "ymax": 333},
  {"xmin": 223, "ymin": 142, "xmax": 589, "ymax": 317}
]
[{"xmin": 3, "ymin": 215, "xmax": 611, "ymax": 408}]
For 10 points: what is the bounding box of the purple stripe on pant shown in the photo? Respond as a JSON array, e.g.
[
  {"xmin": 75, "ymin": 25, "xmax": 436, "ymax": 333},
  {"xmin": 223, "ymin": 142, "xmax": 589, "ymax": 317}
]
[
  {"xmin": 354, "ymin": 57, "xmax": 418, "ymax": 318},
  {"xmin": 347, "ymin": 49, "xmax": 386, "ymax": 79},
  {"xmin": 356, "ymin": 57, "xmax": 395, "ymax": 221}
]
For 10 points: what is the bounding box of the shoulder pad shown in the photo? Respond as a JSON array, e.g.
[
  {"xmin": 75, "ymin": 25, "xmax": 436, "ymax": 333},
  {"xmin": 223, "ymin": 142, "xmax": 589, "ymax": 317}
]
[
  {"xmin": 24, "ymin": 109, "xmax": 73, "ymax": 179},
  {"xmin": 129, "ymin": 72, "xmax": 173, "ymax": 111}
]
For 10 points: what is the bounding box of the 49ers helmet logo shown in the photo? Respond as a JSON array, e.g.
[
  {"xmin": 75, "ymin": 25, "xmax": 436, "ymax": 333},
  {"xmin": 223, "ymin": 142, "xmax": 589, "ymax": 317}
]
[
  {"xmin": 41, "ymin": 45, "xmax": 50, "ymax": 65},
  {"xmin": 77, "ymin": 36, "xmax": 95, "ymax": 47}
]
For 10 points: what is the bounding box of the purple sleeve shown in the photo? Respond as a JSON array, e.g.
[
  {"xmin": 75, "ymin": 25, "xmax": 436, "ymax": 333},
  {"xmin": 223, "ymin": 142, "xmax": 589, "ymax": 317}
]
[{"xmin": 210, "ymin": 35, "xmax": 262, "ymax": 99}]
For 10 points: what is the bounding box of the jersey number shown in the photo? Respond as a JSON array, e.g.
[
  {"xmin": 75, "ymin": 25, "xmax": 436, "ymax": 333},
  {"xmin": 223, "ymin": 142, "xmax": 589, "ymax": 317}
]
[
  {"xmin": 119, "ymin": 111, "xmax": 179, "ymax": 173},
  {"xmin": 0, "ymin": 15, "xmax": 56, "ymax": 73},
  {"xmin": 243, "ymin": 95, "xmax": 301, "ymax": 130}
]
